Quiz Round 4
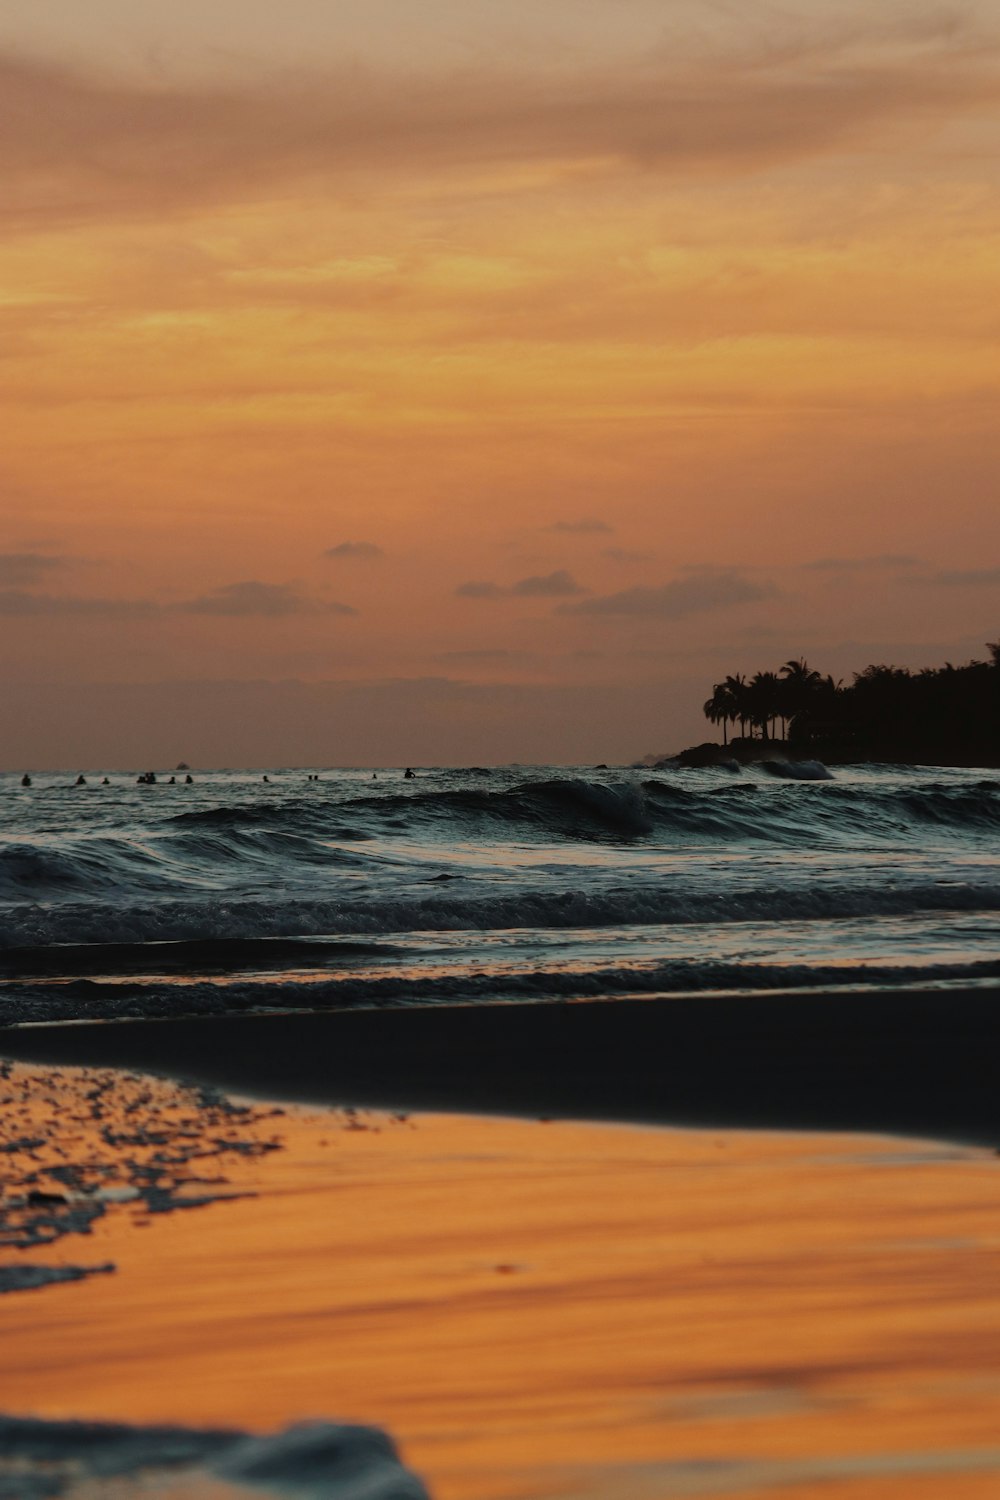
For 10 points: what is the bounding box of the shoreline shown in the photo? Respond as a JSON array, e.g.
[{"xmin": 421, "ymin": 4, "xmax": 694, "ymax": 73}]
[
  {"xmin": 5, "ymin": 1068, "xmax": 1000, "ymax": 1500},
  {"xmin": 3, "ymin": 983, "xmax": 1000, "ymax": 1146},
  {"xmin": 6, "ymin": 987, "xmax": 1000, "ymax": 1499}
]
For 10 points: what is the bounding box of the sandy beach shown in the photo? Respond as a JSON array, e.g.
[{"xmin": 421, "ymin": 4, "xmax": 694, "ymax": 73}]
[
  {"xmin": 5, "ymin": 0, "xmax": 1000, "ymax": 1484},
  {"xmin": 4, "ymin": 987, "xmax": 1000, "ymax": 1499}
]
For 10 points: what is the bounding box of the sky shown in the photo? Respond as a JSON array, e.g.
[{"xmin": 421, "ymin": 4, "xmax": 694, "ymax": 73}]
[{"xmin": 2, "ymin": 0, "xmax": 999, "ymax": 766}]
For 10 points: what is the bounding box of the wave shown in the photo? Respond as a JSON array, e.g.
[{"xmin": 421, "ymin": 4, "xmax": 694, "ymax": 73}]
[
  {"xmin": 5, "ymin": 956, "xmax": 1000, "ymax": 1026},
  {"xmin": 182, "ymin": 775, "xmax": 999, "ymax": 844},
  {"xmin": 0, "ymin": 935, "xmax": 404, "ymax": 979},
  {"xmin": 4, "ymin": 777, "xmax": 999, "ymax": 904},
  {"xmin": 173, "ymin": 780, "xmax": 658, "ymax": 840},
  {"xmin": 3, "ymin": 877, "xmax": 999, "ymax": 950}
]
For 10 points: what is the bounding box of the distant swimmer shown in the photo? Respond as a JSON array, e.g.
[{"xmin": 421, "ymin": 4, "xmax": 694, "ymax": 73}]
[
  {"xmin": 404, "ymin": 767, "xmax": 416, "ymax": 779},
  {"xmin": 168, "ymin": 775, "xmax": 176, "ymax": 784},
  {"xmin": 185, "ymin": 774, "xmax": 194, "ymax": 784},
  {"xmin": 20, "ymin": 774, "xmax": 31, "ymax": 787},
  {"xmin": 75, "ymin": 775, "xmax": 87, "ymax": 786},
  {"xmin": 102, "ymin": 777, "xmax": 110, "ymax": 785},
  {"xmin": 263, "ymin": 775, "xmax": 270, "ymax": 783}
]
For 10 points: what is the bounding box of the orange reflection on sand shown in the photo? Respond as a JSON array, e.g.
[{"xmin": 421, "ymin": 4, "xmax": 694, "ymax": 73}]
[{"xmin": 3, "ymin": 1068, "xmax": 1000, "ymax": 1499}]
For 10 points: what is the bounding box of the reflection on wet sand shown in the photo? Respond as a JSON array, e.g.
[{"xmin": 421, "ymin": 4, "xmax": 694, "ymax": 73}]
[{"xmin": 3, "ymin": 1063, "xmax": 1000, "ymax": 1498}]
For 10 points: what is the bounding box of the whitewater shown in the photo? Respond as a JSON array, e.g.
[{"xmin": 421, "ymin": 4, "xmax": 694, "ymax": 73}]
[{"xmin": 2, "ymin": 763, "xmax": 999, "ymax": 1023}]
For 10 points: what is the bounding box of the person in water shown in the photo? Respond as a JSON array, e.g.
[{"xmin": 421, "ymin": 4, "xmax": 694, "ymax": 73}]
[
  {"xmin": 75, "ymin": 775, "xmax": 87, "ymax": 786},
  {"xmin": 102, "ymin": 777, "xmax": 110, "ymax": 785},
  {"xmin": 185, "ymin": 774, "xmax": 194, "ymax": 784},
  {"xmin": 404, "ymin": 767, "xmax": 416, "ymax": 779},
  {"xmin": 20, "ymin": 774, "xmax": 31, "ymax": 787}
]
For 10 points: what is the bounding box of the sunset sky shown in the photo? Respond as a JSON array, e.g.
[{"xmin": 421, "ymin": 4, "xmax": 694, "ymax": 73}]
[{"xmin": 3, "ymin": 0, "xmax": 999, "ymax": 766}]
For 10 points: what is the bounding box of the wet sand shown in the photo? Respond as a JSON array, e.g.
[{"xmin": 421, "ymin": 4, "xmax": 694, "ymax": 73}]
[
  {"xmin": 3, "ymin": 987, "xmax": 1000, "ymax": 1498},
  {"xmin": 2, "ymin": 1071, "xmax": 1000, "ymax": 1495},
  {"xmin": 2, "ymin": 985, "xmax": 1000, "ymax": 1143}
]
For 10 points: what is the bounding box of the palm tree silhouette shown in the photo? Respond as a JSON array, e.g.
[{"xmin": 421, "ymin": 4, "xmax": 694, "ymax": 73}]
[
  {"xmin": 748, "ymin": 671, "xmax": 781, "ymax": 741},
  {"xmin": 779, "ymin": 658, "xmax": 822, "ymax": 738},
  {"xmin": 702, "ymin": 683, "xmax": 732, "ymax": 746},
  {"xmin": 724, "ymin": 674, "xmax": 748, "ymax": 739}
]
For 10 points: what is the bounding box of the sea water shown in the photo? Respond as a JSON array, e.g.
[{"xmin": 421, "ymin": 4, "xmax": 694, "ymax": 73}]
[{"xmin": 2, "ymin": 763, "xmax": 998, "ymax": 1022}]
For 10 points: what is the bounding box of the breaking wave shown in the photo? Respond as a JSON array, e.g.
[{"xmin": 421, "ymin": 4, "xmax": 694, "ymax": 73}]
[
  {"xmin": 3, "ymin": 775, "xmax": 1000, "ymax": 907},
  {"xmin": 2, "ymin": 764, "xmax": 997, "ymax": 1019}
]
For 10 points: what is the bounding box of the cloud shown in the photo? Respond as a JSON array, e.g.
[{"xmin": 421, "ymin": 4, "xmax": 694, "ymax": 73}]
[
  {"xmin": 0, "ymin": 580, "xmax": 356, "ymax": 619},
  {"xmin": 456, "ymin": 580, "xmax": 505, "ymax": 599},
  {"xmin": 604, "ymin": 547, "xmax": 653, "ymax": 563},
  {"xmin": 435, "ymin": 649, "xmax": 536, "ymax": 663},
  {"xmin": 324, "ymin": 541, "xmax": 384, "ymax": 560},
  {"xmin": 920, "ymin": 566, "xmax": 1000, "ymax": 586},
  {"xmin": 803, "ymin": 554, "xmax": 919, "ymax": 571},
  {"xmin": 0, "ymin": 552, "xmax": 67, "ymax": 586},
  {"xmin": 549, "ymin": 519, "xmax": 612, "ymax": 535},
  {"xmin": 457, "ymin": 570, "xmax": 585, "ymax": 600},
  {"xmin": 0, "ymin": 589, "xmax": 157, "ymax": 617},
  {"xmin": 512, "ymin": 570, "xmax": 584, "ymax": 598},
  {"xmin": 565, "ymin": 572, "xmax": 774, "ymax": 618},
  {"xmin": 2, "ymin": 28, "xmax": 997, "ymax": 226},
  {"xmin": 178, "ymin": 581, "xmax": 356, "ymax": 616}
]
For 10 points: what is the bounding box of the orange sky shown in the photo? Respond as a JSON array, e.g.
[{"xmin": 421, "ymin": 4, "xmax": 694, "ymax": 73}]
[{"xmin": 2, "ymin": 1, "xmax": 998, "ymax": 765}]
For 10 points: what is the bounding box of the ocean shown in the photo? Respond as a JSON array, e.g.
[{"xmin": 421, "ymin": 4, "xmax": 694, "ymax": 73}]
[{"xmin": 2, "ymin": 763, "xmax": 999, "ymax": 1024}]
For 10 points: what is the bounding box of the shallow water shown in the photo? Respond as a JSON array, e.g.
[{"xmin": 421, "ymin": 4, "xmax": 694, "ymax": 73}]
[{"xmin": 2, "ymin": 763, "xmax": 999, "ymax": 1020}]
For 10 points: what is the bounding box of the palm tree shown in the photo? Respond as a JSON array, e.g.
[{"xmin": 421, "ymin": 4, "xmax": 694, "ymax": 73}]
[
  {"xmin": 702, "ymin": 683, "xmax": 731, "ymax": 746},
  {"xmin": 748, "ymin": 671, "xmax": 781, "ymax": 741},
  {"xmin": 779, "ymin": 657, "xmax": 822, "ymax": 738},
  {"xmin": 724, "ymin": 673, "xmax": 749, "ymax": 739}
]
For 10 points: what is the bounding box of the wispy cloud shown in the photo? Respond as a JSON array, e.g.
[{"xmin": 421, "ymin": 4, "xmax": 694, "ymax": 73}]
[
  {"xmin": 3, "ymin": 26, "xmax": 997, "ymax": 225},
  {"xmin": 457, "ymin": 570, "xmax": 585, "ymax": 600},
  {"xmin": 0, "ymin": 580, "xmax": 356, "ymax": 618},
  {"xmin": 0, "ymin": 589, "xmax": 157, "ymax": 617},
  {"xmin": 604, "ymin": 547, "xmax": 653, "ymax": 563},
  {"xmin": 549, "ymin": 519, "xmax": 612, "ymax": 535},
  {"xmin": 0, "ymin": 552, "xmax": 68, "ymax": 586},
  {"xmin": 178, "ymin": 581, "xmax": 356, "ymax": 616},
  {"xmin": 324, "ymin": 541, "xmax": 384, "ymax": 561},
  {"xmin": 803, "ymin": 554, "xmax": 919, "ymax": 571},
  {"xmin": 564, "ymin": 572, "xmax": 774, "ymax": 618},
  {"xmin": 456, "ymin": 580, "xmax": 504, "ymax": 599},
  {"xmin": 513, "ymin": 570, "xmax": 584, "ymax": 598},
  {"xmin": 919, "ymin": 565, "xmax": 1000, "ymax": 586},
  {"xmin": 434, "ymin": 649, "xmax": 536, "ymax": 664}
]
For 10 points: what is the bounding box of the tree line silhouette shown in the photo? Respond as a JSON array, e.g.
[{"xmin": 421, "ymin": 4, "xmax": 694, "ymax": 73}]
[{"xmin": 700, "ymin": 641, "xmax": 1000, "ymax": 765}]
